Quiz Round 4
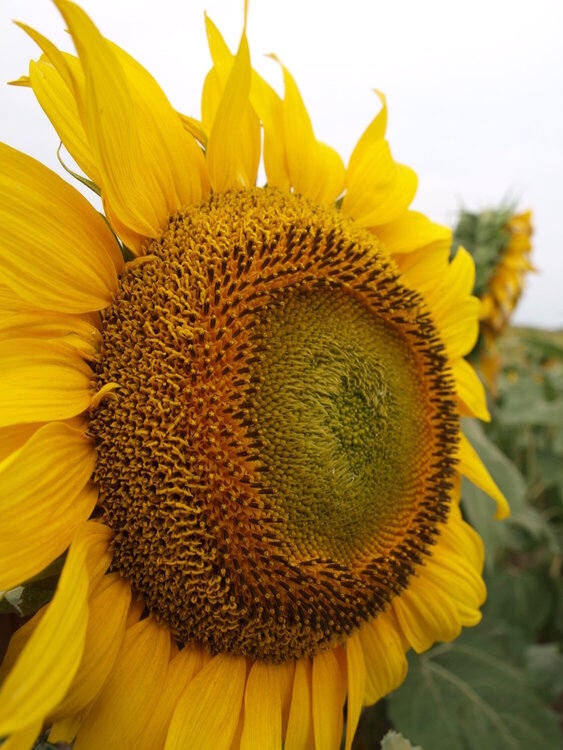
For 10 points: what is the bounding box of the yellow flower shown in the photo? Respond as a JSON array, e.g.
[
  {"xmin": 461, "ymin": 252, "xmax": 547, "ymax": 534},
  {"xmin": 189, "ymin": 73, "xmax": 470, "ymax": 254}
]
[
  {"xmin": 454, "ymin": 207, "xmax": 534, "ymax": 395},
  {"xmin": 479, "ymin": 211, "xmax": 534, "ymax": 336},
  {"xmin": 0, "ymin": 2, "xmax": 508, "ymax": 748}
]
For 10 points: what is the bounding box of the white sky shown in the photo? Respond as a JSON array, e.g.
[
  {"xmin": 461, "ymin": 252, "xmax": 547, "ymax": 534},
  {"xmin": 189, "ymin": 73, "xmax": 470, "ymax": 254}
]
[{"xmin": 1, "ymin": 0, "xmax": 562, "ymax": 328}]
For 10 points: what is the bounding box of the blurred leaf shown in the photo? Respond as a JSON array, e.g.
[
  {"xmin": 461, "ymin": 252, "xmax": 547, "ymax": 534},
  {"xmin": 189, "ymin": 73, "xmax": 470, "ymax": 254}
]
[
  {"xmin": 387, "ymin": 624, "xmax": 561, "ymax": 750},
  {"xmin": 535, "ymin": 451, "xmax": 563, "ymax": 490},
  {"xmin": 497, "ymin": 395, "xmax": 563, "ymax": 429},
  {"xmin": 522, "ymin": 332, "xmax": 563, "ymax": 362},
  {"xmin": 525, "ymin": 643, "xmax": 563, "ymax": 701},
  {"xmin": 461, "ymin": 477, "xmax": 506, "ymax": 566},
  {"xmin": 380, "ymin": 730, "xmax": 422, "ymax": 750},
  {"xmin": 483, "ymin": 569, "xmax": 554, "ymax": 637},
  {"xmin": 461, "ymin": 419, "xmax": 527, "ymax": 566},
  {"xmin": 462, "ymin": 419, "xmax": 527, "ymax": 511},
  {"xmin": 501, "ymin": 506, "xmax": 560, "ymax": 554},
  {"xmin": 461, "ymin": 419, "xmax": 560, "ymax": 561},
  {"xmin": 0, "ymin": 557, "xmax": 63, "ymax": 617},
  {"xmin": 0, "ymin": 579, "xmax": 58, "ymax": 617}
]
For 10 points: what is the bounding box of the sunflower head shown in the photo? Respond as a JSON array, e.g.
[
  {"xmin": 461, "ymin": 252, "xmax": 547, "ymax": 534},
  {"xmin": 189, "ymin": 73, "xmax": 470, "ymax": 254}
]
[
  {"xmin": 0, "ymin": 2, "xmax": 508, "ymax": 748},
  {"xmin": 88, "ymin": 186, "xmax": 459, "ymax": 662}
]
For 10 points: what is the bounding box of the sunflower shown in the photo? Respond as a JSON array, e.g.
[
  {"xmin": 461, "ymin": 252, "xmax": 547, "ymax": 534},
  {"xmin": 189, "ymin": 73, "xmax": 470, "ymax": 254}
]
[
  {"xmin": 0, "ymin": 2, "xmax": 508, "ymax": 748},
  {"xmin": 453, "ymin": 207, "xmax": 534, "ymax": 393}
]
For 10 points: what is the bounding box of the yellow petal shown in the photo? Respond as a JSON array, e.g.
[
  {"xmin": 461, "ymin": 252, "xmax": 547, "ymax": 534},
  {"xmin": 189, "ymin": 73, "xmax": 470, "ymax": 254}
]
[
  {"xmin": 452, "ymin": 358, "xmax": 490, "ymax": 421},
  {"xmin": 49, "ymin": 714, "xmax": 83, "ymax": 745},
  {"xmin": 0, "ymin": 339, "xmax": 93, "ymax": 427},
  {"xmin": 458, "ymin": 433, "xmax": 510, "ymax": 519},
  {"xmin": 165, "ymin": 653, "xmax": 247, "ymax": 750},
  {"xmin": 358, "ymin": 610, "xmax": 407, "ymax": 705},
  {"xmin": 312, "ymin": 649, "xmax": 346, "ymax": 750},
  {"xmin": 343, "ymin": 91, "xmax": 418, "ymax": 227},
  {"xmin": 440, "ymin": 503, "xmax": 485, "ymax": 571},
  {"xmin": 0, "ymin": 311, "xmax": 101, "ymax": 359},
  {"xmin": 0, "ymin": 421, "xmax": 95, "ymax": 589},
  {"xmin": 347, "ymin": 90, "xmax": 388, "ymax": 176},
  {"xmin": 413, "ymin": 248, "xmax": 480, "ymax": 360},
  {"xmin": 7, "ymin": 75, "xmax": 31, "ymax": 87},
  {"xmin": 0, "ymin": 523, "xmax": 111, "ymax": 683},
  {"xmin": 201, "ymin": 66, "xmax": 222, "ymax": 133},
  {"xmin": 0, "ymin": 285, "xmax": 34, "ymax": 318},
  {"xmin": 422, "ymin": 545, "xmax": 486, "ymax": 627},
  {"xmin": 74, "ymin": 616, "xmax": 171, "ymax": 750},
  {"xmin": 206, "ymin": 32, "xmax": 260, "ymax": 190},
  {"xmin": 107, "ymin": 40, "xmax": 209, "ymax": 210},
  {"xmin": 284, "ymin": 658, "xmax": 314, "ymax": 750},
  {"xmin": 53, "ymin": 0, "xmax": 197, "ymax": 239},
  {"xmin": 24, "ymin": 43, "xmax": 100, "ymax": 183},
  {"xmin": 14, "ymin": 22, "xmax": 76, "ymax": 94},
  {"xmin": 0, "ymin": 719, "xmax": 41, "ymax": 750},
  {"xmin": 102, "ymin": 197, "xmax": 146, "ymax": 256},
  {"xmin": 179, "ymin": 113, "xmax": 208, "ymax": 148},
  {"xmin": 0, "ymin": 610, "xmax": 47, "ymax": 688},
  {"xmin": 392, "ymin": 576, "xmax": 461, "ymax": 653},
  {"xmin": 437, "ymin": 296, "xmax": 481, "ymax": 360},
  {"xmin": 394, "ymin": 244, "xmax": 450, "ymax": 299},
  {"xmin": 277, "ymin": 661, "xmax": 295, "ymax": 737},
  {"xmin": 279, "ymin": 62, "xmax": 345, "ymax": 203},
  {"xmin": 376, "ymin": 210, "xmax": 452, "ymax": 257},
  {"xmin": 0, "ymin": 483, "xmax": 96, "ymax": 592},
  {"xmin": 50, "ymin": 573, "xmax": 132, "ymax": 720},
  {"xmin": 427, "ymin": 246, "xmax": 476, "ymax": 317},
  {"xmin": 0, "ymin": 144, "xmax": 119, "ymax": 313},
  {"xmin": 143, "ymin": 645, "xmax": 205, "ymax": 750},
  {"xmin": 251, "ymin": 70, "xmax": 290, "ymax": 189},
  {"xmin": 81, "ymin": 521, "xmax": 114, "ymax": 591},
  {"xmin": 205, "ymin": 15, "xmax": 289, "ymax": 189},
  {"xmin": 204, "ymin": 14, "xmax": 232, "ymax": 82},
  {"xmin": 0, "ymin": 422, "xmax": 42, "ymax": 462},
  {"xmin": 240, "ymin": 662, "xmax": 282, "ymax": 750},
  {"xmin": 344, "ymin": 633, "xmax": 366, "ymax": 750},
  {"xmin": 0, "ymin": 524, "xmax": 92, "ymax": 736},
  {"xmin": 342, "ymin": 138, "xmax": 417, "ymax": 227}
]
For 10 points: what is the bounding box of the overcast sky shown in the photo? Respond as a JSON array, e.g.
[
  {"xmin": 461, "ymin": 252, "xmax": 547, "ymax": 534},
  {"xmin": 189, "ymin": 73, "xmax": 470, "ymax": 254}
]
[{"xmin": 1, "ymin": 0, "xmax": 562, "ymax": 329}]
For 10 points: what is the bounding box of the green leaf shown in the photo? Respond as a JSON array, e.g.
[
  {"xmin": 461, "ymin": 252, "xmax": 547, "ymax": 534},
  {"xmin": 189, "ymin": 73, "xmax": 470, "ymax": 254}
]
[
  {"xmin": 0, "ymin": 557, "xmax": 63, "ymax": 616},
  {"xmin": 497, "ymin": 393, "xmax": 563, "ymax": 429},
  {"xmin": 483, "ymin": 569, "xmax": 554, "ymax": 637},
  {"xmin": 460, "ymin": 419, "xmax": 560, "ymax": 559},
  {"xmin": 525, "ymin": 643, "xmax": 563, "ymax": 701},
  {"xmin": 387, "ymin": 625, "xmax": 561, "ymax": 750},
  {"xmin": 461, "ymin": 477, "xmax": 506, "ymax": 565},
  {"xmin": 521, "ymin": 332, "xmax": 563, "ymax": 362},
  {"xmin": 0, "ymin": 579, "xmax": 58, "ymax": 616},
  {"xmin": 462, "ymin": 419, "xmax": 527, "ymax": 513},
  {"xmin": 460, "ymin": 419, "xmax": 527, "ymax": 566}
]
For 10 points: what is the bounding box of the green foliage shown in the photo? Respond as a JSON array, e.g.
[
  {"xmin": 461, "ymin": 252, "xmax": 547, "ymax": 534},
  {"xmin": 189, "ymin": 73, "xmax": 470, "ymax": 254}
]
[
  {"xmin": 452, "ymin": 206, "xmax": 514, "ymax": 297},
  {"xmin": 490, "ymin": 328, "xmax": 563, "ymax": 516},
  {"xmin": 0, "ymin": 557, "xmax": 64, "ymax": 616},
  {"xmin": 387, "ymin": 623, "xmax": 561, "ymax": 750}
]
